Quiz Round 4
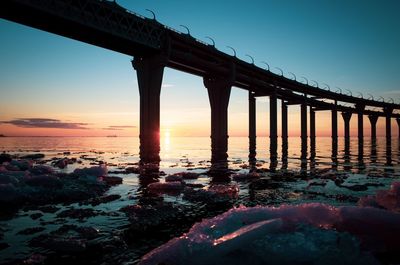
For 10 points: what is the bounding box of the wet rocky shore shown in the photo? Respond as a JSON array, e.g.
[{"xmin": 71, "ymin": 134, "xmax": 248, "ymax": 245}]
[{"xmin": 0, "ymin": 149, "xmax": 399, "ymax": 265}]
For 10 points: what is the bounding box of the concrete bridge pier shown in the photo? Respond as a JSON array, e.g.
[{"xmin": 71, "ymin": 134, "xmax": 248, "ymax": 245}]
[
  {"xmin": 248, "ymin": 91, "xmax": 256, "ymax": 159},
  {"xmin": 270, "ymin": 90, "xmax": 278, "ymax": 167},
  {"xmin": 331, "ymin": 108, "xmax": 338, "ymax": 157},
  {"xmin": 300, "ymin": 101, "xmax": 308, "ymax": 172},
  {"xmin": 310, "ymin": 107, "xmax": 316, "ymax": 158},
  {"xmin": 301, "ymin": 101, "xmax": 308, "ymax": 157},
  {"xmin": 281, "ymin": 101, "xmax": 288, "ymax": 149},
  {"xmin": 385, "ymin": 107, "xmax": 393, "ymax": 148},
  {"xmin": 397, "ymin": 118, "xmax": 400, "ymax": 139},
  {"xmin": 356, "ymin": 104, "xmax": 365, "ymax": 159},
  {"xmin": 132, "ymin": 55, "xmax": 165, "ymax": 163},
  {"xmin": 368, "ymin": 115, "xmax": 379, "ymax": 142},
  {"xmin": 342, "ymin": 112, "xmax": 352, "ymax": 150},
  {"xmin": 204, "ymin": 76, "xmax": 232, "ymax": 162}
]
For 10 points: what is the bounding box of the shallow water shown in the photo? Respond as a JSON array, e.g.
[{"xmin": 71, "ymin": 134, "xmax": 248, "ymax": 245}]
[
  {"xmin": 0, "ymin": 136, "xmax": 399, "ymax": 264},
  {"xmin": 1, "ymin": 136, "xmax": 399, "ymax": 171}
]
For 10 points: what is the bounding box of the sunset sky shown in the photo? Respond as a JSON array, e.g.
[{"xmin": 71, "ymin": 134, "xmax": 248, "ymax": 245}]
[{"xmin": 0, "ymin": 0, "xmax": 399, "ymax": 137}]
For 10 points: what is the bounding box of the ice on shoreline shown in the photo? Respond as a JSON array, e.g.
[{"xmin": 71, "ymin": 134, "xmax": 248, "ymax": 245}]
[{"xmin": 139, "ymin": 183, "xmax": 400, "ymax": 265}]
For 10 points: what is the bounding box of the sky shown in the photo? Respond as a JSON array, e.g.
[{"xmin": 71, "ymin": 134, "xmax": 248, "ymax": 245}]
[{"xmin": 0, "ymin": 0, "xmax": 399, "ymax": 137}]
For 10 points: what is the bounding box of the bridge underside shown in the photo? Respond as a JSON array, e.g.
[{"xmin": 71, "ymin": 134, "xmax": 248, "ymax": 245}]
[{"xmin": 0, "ymin": 1, "xmax": 159, "ymax": 56}]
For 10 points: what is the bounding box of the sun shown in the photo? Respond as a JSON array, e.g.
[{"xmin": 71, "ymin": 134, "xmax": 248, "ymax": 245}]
[{"xmin": 164, "ymin": 129, "xmax": 171, "ymax": 148}]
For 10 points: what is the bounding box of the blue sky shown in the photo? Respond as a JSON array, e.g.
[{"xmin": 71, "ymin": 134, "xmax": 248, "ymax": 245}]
[{"xmin": 0, "ymin": 0, "xmax": 399, "ymax": 136}]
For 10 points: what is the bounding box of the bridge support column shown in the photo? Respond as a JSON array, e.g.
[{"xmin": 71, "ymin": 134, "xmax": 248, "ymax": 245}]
[
  {"xmin": 248, "ymin": 91, "xmax": 256, "ymax": 159},
  {"xmin": 270, "ymin": 90, "xmax": 278, "ymax": 166},
  {"xmin": 385, "ymin": 108, "xmax": 393, "ymax": 147},
  {"xmin": 310, "ymin": 107, "xmax": 316, "ymax": 154},
  {"xmin": 368, "ymin": 115, "xmax": 379, "ymax": 142},
  {"xmin": 301, "ymin": 102, "xmax": 308, "ymax": 156},
  {"xmin": 331, "ymin": 108, "xmax": 338, "ymax": 154},
  {"xmin": 342, "ymin": 112, "xmax": 352, "ymax": 149},
  {"xmin": 281, "ymin": 101, "xmax": 288, "ymax": 149},
  {"xmin": 397, "ymin": 118, "xmax": 400, "ymax": 139},
  {"xmin": 356, "ymin": 104, "xmax": 365, "ymax": 160},
  {"xmin": 204, "ymin": 77, "xmax": 232, "ymax": 162},
  {"xmin": 132, "ymin": 55, "xmax": 165, "ymax": 163}
]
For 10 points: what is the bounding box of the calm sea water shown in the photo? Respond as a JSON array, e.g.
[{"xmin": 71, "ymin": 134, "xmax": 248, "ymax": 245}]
[
  {"xmin": 0, "ymin": 136, "xmax": 399, "ymax": 172},
  {"xmin": 0, "ymin": 136, "xmax": 399, "ymax": 263}
]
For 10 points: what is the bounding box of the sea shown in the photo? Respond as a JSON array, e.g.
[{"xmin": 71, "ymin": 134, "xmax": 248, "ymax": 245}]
[{"xmin": 0, "ymin": 136, "xmax": 399, "ymax": 264}]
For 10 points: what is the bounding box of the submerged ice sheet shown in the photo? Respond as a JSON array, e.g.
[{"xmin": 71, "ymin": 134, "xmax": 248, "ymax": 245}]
[{"xmin": 139, "ymin": 198, "xmax": 400, "ymax": 265}]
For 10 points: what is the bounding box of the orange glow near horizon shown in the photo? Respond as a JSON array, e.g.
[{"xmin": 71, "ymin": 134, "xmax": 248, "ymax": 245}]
[{"xmin": 1, "ymin": 111, "xmax": 397, "ymax": 137}]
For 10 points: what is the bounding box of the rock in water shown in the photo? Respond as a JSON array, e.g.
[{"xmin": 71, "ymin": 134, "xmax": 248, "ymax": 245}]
[
  {"xmin": 73, "ymin": 164, "xmax": 108, "ymax": 182},
  {"xmin": 0, "ymin": 153, "xmax": 12, "ymax": 164}
]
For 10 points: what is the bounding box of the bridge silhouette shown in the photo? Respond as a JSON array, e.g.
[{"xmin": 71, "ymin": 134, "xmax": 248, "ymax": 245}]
[{"xmin": 2, "ymin": 0, "xmax": 400, "ymax": 168}]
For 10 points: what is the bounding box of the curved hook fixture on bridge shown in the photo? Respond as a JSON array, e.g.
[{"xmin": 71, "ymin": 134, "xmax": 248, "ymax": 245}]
[
  {"xmin": 322, "ymin": 83, "xmax": 330, "ymax": 91},
  {"xmin": 335, "ymin": 87, "xmax": 342, "ymax": 94},
  {"xmin": 261, "ymin": 61, "xmax": 270, "ymax": 71},
  {"xmin": 179, "ymin": 25, "xmax": 191, "ymax": 35},
  {"xmin": 275, "ymin": 67, "xmax": 284, "ymax": 76},
  {"xmin": 245, "ymin": 54, "xmax": 255, "ymax": 65},
  {"xmin": 145, "ymin": 9, "xmax": 156, "ymax": 20},
  {"xmin": 344, "ymin": 89, "xmax": 352, "ymax": 96},
  {"xmin": 204, "ymin": 36, "xmax": 215, "ymax": 47},
  {"xmin": 226, "ymin": 46, "xmax": 237, "ymax": 57},
  {"xmin": 300, "ymin": 76, "xmax": 308, "ymax": 85},
  {"xmin": 288, "ymin": 72, "xmax": 296, "ymax": 81},
  {"xmin": 367, "ymin": 94, "xmax": 374, "ymax": 100},
  {"xmin": 356, "ymin": 92, "xmax": 363, "ymax": 98},
  {"xmin": 310, "ymin": 80, "xmax": 319, "ymax": 87},
  {"xmin": 378, "ymin": 96, "xmax": 385, "ymax": 102},
  {"xmin": 388, "ymin": 97, "xmax": 394, "ymax": 103}
]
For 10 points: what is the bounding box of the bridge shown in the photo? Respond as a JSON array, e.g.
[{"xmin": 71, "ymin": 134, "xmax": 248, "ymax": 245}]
[{"xmin": 2, "ymin": 0, "xmax": 400, "ymax": 167}]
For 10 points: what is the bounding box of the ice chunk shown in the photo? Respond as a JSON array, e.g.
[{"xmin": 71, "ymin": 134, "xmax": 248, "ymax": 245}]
[
  {"xmin": 73, "ymin": 164, "xmax": 108, "ymax": 177},
  {"xmin": 147, "ymin": 181, "xmax": 184, "ymax": 194}
]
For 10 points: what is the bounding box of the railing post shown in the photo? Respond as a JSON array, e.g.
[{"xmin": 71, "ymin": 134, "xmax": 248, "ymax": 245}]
[{"xmin": 132, "ymin": 54, "xmax": 165, "ymax": 163}]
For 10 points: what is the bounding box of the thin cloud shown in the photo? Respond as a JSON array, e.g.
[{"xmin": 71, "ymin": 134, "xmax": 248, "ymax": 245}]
[
  {"xmin": 103, "ymin": 125, "xmax": 137, "ymax": 130},
  {"xmin": 0, "ymin": 118, "xmax": 89, "ymax": 129},
  {"xmin": 162, "ymin": 83, "xmax": 174, "ymax": 88}
]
